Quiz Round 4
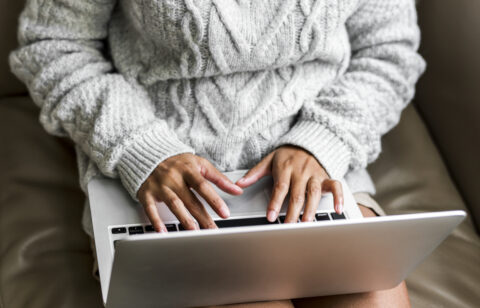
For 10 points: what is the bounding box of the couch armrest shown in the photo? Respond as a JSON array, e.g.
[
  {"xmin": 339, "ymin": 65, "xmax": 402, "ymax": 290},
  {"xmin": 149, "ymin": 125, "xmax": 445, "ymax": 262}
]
[{"xmin": 415, "ymin": 0, "xmax": 480, "ymax": 232}]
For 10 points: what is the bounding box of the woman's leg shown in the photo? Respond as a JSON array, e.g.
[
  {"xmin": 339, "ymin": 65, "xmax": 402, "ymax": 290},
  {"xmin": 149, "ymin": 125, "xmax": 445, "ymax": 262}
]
[
  {"xmin": 291, "ymin": 204, "xmax": 411, "ymax": 308},
  {"xmin": 89, "ymin": 237, "xmax": 101, "ymax": 282}
]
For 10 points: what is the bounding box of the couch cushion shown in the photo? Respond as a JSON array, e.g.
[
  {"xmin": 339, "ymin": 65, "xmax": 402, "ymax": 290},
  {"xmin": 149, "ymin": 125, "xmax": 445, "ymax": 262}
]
[
  {"xmin": 369, "ymin": 105, "xmax": 480, "ymax": 307},
  {"xmin": 0, "ymin": 0, "xmax": 27, "ymax": 98},
  {"xmin": 0, "ymin": 97, "xmax": 103, "ymax": 308},
  {"xmin": 415, "ymin": 0, "xmax": 480, "ymax": 230}
]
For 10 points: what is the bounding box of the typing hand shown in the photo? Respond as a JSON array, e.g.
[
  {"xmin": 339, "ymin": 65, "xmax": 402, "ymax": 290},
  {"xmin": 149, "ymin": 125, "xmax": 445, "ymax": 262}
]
[
  {"xmin": 137, "ymin": 154, "xmax": 243, "ymax": 232},
  {"xmin": 235, "ymin": 145, "xmax": 344, "ymax": 223}
]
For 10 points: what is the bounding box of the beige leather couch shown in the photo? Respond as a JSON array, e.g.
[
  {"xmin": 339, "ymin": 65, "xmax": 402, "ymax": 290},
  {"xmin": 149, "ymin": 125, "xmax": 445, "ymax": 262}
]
[{"xmin": 1, "ymin": 1, "xmax": 479, "ymax": 307}]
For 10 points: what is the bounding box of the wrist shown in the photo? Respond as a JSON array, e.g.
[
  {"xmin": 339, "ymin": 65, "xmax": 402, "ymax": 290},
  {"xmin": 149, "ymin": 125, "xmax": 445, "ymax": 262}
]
[
  {"xmin": 117, "ymin": 121, "xmax": 194, "ymax": 200},
  {"xmin": 273, "ymin": 120, "xmax": 351, "ymax": 180}
]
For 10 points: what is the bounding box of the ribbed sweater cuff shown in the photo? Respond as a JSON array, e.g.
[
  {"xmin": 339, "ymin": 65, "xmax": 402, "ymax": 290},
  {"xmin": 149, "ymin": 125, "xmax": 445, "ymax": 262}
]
[
  {"xmin": 117, "ymin": 121, "xmax": 194, "ymax": 200},
  {"xmin": 273, "ymin": 120, "xmax": 351, "ymax": 180}
]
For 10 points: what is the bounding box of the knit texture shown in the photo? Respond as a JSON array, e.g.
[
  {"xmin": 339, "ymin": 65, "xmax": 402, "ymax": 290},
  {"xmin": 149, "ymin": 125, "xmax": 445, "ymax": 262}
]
[{"xmin": 10, "ymin": 0, "xmax": 425, "ymax": 235}]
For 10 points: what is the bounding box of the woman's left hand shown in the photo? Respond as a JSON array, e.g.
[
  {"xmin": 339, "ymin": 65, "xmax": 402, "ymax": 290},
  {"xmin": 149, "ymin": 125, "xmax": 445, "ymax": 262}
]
[{"xmin": 235, "ymin": 145, "xmax": 344, "ymax": 223}]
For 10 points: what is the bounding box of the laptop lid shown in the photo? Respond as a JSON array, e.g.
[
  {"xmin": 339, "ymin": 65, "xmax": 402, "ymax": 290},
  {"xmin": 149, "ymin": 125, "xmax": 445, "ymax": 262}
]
[{"xmin": 106, "ymin": 210, "xmax": 465, "ymax": 307}]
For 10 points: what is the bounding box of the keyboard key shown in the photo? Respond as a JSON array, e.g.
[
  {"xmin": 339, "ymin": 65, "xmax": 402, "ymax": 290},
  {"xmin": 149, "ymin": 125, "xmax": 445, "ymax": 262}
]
[
  {"xmin": 330, "ymin": 212, "xmax": 346, "ymax": 220},
  {"xmin": 111, "ymin": 227, "xmax": 126, "ymax": 234},
  {"xmin": 128, "ymin": 226, "xmax": 144, "ymax": 235},
  {"xmin": 166, "ymin": 224, "xmax": 177, "ymax": 232},
  {"xmin": 144, "ymin": 224, "xmax": 177, "ymax": 232},
  {"xmin": 215, "ymin": 217, "xmax": 278, "ymax": 228},
  {"xmin": 279, "ymin": 215, "xmax": 300, "ymax": 223},
  {"xmin": 179, "ymin": 222, "xmax": 200, "ymax": 231},
  {"xmin": 315, "ymin": 213, "xmax": 331, "ymax": 221}
]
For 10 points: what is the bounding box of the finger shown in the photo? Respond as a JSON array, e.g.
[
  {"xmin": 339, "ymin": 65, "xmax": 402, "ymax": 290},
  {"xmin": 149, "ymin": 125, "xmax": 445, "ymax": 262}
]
[
  {"xmin": 175, "ymin": 185, "xmax": 217, "ymax": 229},
  {"xmin": 266, "ymin": 166, "xmax": 291, "ymax": 222},
  {"xmin": 198, "ymin": 158, "xmax": 243, "ymax": 195},
  {"xmin": 323, "ymin": 180, "xmax": 344, "ymax": 214},
  {"xmin": 285, "ymin": 174, "xmax": 308, "ymax": 223},
  {"xmin": 185, "ymin": 170, "xmax": 230, "ymax": 219},
  {"xmin": 160, "ymin": 186, "xmax": 199, "ymax": 230},
  {"xmin": 236, "ymin": 151, "xmax": 274, "ymax": 188},
  {"xmin": 301, "ymin": 177, "xmax": 322, "ymax": 222},
  {"xmin": 143, "ymin": 192, "xmax": 167, "ymax": 233}
]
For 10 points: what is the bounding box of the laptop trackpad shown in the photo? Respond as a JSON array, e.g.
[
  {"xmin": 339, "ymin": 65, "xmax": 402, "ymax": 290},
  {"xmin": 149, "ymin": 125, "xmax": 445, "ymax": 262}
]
[{"xmin": 194, "ymin": 172, "xmax": 272, "ymax": 218}]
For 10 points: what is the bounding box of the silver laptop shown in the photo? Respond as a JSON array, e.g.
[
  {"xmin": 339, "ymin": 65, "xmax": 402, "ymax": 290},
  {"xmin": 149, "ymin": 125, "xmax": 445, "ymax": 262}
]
[{"xmin": 87, "ymin": 169, "xmax": 466, "ymax": 308}]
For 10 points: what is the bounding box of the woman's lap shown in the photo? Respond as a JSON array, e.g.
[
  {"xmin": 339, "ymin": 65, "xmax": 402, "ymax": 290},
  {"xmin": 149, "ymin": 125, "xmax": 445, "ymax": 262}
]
[{"xmin": 353, "ymin": 192, "xmax": 386, "ymax": 217}]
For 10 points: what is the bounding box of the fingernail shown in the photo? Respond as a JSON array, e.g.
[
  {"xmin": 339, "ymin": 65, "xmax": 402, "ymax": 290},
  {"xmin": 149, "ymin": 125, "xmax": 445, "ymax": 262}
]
[
  {"xmin": 237, "ymin": 177, "xmax": 246, "ymax": 185},
  {"xmin": 267, "ymin": 210, "xmax": 277, "ymax": 222},
  {"xmin": 160, "ymin": 226, "xmax": 168, "ymax": 233},
  {"xmin": 338, "ymin": 203, "xmax": 343, "ymax": 214},
  {"xmin": 221, "ymin": 206, "xmax": 230, "ymax": 218}
]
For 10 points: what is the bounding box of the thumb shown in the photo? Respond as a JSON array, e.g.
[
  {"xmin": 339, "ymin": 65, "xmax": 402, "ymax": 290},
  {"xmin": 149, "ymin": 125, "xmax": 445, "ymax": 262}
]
[{"xmin": 236, "ymin": 151, "xmax": 274, "ymax": 188}]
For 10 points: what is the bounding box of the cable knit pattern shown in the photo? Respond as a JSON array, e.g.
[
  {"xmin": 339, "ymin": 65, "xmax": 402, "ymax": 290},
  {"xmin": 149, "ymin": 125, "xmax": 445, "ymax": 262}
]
[{"xmin": 9, "ymin": 0, "xmax": 425, "ymax": 235}]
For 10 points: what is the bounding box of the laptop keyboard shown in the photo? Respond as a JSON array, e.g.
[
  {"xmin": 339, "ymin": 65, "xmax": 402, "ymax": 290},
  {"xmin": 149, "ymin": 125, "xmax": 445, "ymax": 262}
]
[{"xmin": 110, "ymin": 211, "xmax": 347, "ymax": 236}]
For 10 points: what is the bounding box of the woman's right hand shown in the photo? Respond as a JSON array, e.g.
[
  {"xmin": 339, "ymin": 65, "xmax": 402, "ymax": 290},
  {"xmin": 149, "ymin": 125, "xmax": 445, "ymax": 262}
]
[{"xmin": 137, "ymin": 153, "xmax": 243, "ymax": 232}]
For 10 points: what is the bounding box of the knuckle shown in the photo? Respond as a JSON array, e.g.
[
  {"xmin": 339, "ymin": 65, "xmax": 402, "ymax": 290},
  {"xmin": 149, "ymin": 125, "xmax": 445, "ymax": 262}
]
[
  {"xmin": 199, "ymin": 180, "xmax": 210, "ymax": 191},
  {"xmin": 156, "ymin": 163, "xmax": 170, "ymax": 174},
  {"xmin": 144, "ymin": 198, "xmax": 156, "ymax": 207},
  {"xmin": 291, "ymin": 194, "xmax": 305, "ymax": 205},
  {"xmin": 140, "ymin": 195, "xmax": 154, "ymax": 207},
  {"xmin": 164, "ymin": 196, "xmax": 175, "ymax": 204},
  {"xmin": 194, "ymin": 180, "xmax": 209, "ymax": 191},
  {"xmin": 182, "ymin": 160, "xmax": 196, "ymax": 170},
  {"xmin": 166, "ymin": 197, "xmax": 181, "ymax": 209},
  {"xmin": 171, "ymin": 160, "xmax": 187, "ymax": 172},
  {"xmin": 308, "ymin": 183, "xmax": 322, "ymax": 196},
  {"xmin": 182, "ymin": 218, "xmax": 196, "ymax": 229},
  {"xmin": 274, "ymin": 181, "xmax": 289, "ymax": 192},
  {"xmin": 164, "ymin": 168, "xmax": 177, "ymax": 180},
  {"xmin": 171, "ymin": 176, "xmax": 185, "ymax": 188},
  {"xmin": 280, "ymin": 158, "xmax": 292, "ymax": 168}
]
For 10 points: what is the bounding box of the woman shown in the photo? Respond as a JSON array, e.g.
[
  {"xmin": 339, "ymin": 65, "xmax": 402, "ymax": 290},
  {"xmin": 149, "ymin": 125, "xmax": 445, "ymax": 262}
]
[{"xmin": 10, "ymin": 0, "xmax": 425, "ymax": 306}]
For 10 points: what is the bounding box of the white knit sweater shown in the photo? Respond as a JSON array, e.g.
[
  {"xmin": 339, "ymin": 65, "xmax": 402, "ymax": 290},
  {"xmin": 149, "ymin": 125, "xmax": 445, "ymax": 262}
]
[{"xmin": 10, "ymin": 0, "xmax": 425, "ymax": 236}]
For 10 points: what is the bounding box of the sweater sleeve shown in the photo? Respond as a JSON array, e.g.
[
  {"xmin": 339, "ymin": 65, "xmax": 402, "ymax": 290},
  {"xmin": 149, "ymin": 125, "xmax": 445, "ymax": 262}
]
[
  {"xmin": 273, "ymin": 0, "xmax": 426, "ymax": 180},
  {"xmin": 9, "ymin": 0, "xmax": 194, "ymax": 199}
]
